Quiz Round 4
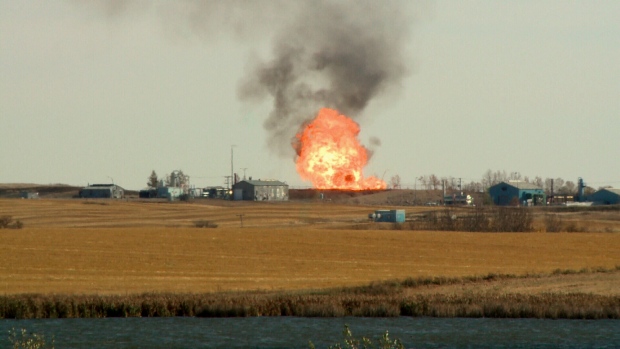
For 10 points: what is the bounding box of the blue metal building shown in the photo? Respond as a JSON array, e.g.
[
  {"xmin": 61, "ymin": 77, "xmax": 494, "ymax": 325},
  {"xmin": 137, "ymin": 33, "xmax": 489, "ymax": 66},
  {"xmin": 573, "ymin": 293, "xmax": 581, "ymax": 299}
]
[
  {"xmin": 586, "ymin": 188, "xmax": 620, "ymax": 205},
  {"xmin": 488, "ymin": 181, "xmax": 546, "ymax": 206}
]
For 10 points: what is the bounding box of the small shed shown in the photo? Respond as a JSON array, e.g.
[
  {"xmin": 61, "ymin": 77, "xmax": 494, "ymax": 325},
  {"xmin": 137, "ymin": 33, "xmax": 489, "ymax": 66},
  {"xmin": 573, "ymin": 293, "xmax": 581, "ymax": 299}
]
[
  {"xmin": 587, "ymin": 188, "xmax": 620, "ymax": 205},
  {"xmin": 20, "ymin": 191, "xmax": 39, "ymax": 199},
  {"xmin": 232, "ymin": 179, "xmax": 289, "ymax": 201},
  {"xmin": 369, "ymin": 209, "xmax": 406, "ymax": 223},
  {"xmin": 79, "ymin": 184, "xmax": 124, "ymax": 199},
  {"xmin": 489, "ymin": 181, "xmax": 545, "ymax": 206}
]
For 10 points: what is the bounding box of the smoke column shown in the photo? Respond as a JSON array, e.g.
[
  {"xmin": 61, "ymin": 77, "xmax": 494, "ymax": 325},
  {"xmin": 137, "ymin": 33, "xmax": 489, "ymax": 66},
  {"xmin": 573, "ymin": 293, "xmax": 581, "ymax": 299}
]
[
  {"xmin": 87, "ymin": 0, "xmax": 415, "ymax": 157},
  {"xmin": 238, "ymin": 0, "xmax": 414, "ymax": 157}
]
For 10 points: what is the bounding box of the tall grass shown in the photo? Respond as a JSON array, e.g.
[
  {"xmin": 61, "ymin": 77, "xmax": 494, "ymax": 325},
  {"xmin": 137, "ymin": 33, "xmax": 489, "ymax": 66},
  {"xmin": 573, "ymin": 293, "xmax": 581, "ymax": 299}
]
[{"xmin": 2, "ymin": 268, "xmax": 618, "ymax": 320}]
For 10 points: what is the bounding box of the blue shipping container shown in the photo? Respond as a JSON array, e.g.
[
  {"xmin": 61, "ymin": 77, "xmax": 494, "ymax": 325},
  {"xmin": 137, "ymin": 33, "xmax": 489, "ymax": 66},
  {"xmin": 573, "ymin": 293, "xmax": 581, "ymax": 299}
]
[{"xmin": 371, "ymin": 209, "xmax": 405, "ymax": 223}]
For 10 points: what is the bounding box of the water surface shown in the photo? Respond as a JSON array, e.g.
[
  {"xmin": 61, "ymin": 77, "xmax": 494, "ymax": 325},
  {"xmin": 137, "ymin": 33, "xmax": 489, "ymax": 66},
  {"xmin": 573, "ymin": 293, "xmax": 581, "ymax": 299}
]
[{"xmin": 1, "ymin": 317, "xmax": 618, "ymax": 348}]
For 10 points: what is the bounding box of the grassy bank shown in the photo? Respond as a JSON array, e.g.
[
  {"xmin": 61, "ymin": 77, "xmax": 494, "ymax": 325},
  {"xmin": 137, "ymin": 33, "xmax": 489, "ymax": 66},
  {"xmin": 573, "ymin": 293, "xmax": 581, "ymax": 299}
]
[{"xmin": 3, "ymin": 268, "xmax": 619, "ymax": 320}]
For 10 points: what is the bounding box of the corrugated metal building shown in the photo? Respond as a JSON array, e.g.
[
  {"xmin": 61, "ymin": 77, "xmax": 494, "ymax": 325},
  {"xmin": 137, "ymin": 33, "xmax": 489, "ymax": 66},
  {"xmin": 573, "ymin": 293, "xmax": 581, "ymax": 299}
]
[
  {"xmin": 232, "ymin": 179, "xmax": 289, "ymax": 201},
  {"xmin": 488, "ymin": 181, "xmax": 545, "ymax": 206},
  {"xmin": 79, "ymin": 184, "xmax": 124, "ymax": 199},
  {"xmin": 587, "ymin": 188, "xmax": 620, "ymax": 205}
]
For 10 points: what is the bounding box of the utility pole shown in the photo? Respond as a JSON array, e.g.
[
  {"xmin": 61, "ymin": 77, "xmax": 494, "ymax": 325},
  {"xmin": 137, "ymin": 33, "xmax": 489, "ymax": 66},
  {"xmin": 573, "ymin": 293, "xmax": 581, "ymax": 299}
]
[
  {"xmin": 230, "ymin": 145, "xmax": 236, "ymax": 189},
  {"xmin": 550, "ymin": 178, "xmax": 554, "ymax": 205},
  {"xmin": 241, "ymin": 168, "xmax": 248, "ymax": 180}
]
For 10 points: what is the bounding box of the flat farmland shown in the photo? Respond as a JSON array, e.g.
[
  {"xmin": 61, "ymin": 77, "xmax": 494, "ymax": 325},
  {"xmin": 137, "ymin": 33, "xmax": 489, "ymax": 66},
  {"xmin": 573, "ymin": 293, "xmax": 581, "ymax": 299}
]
[{"xmin": 1, "ymin": 199, "xmax": 619, "ymax": 295}]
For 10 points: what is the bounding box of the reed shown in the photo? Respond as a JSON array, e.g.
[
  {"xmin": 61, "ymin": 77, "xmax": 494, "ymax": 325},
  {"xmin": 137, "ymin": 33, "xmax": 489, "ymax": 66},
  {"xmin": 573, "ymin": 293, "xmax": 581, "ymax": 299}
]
[{"xmin": 2, "ymin": 269, "xmax": 618, "ymax": 320}]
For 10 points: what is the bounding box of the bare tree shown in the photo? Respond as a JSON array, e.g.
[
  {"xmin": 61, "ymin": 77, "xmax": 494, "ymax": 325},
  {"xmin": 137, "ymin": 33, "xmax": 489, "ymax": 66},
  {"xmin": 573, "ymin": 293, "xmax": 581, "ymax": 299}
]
[
  {"xmin": 544, "ymin": 178, "xmax": 554, "ymax": 195},
  {"xmin": 584, "ymin": 186, "xmax": 596, "ymax": 195},
  {"xmin": 464, "ymin": 181, "xmax": 482, "ymax": 192},
  {"xmin": 533, "ymin": 176, "xmax": 543, "ymax": 188},
  {"xmin": 429, "ymin": 174, "xmax": 440, "ymax": 190},
  {"xmin": 493, "ymin": 170, "xmax": 508, "ymax": 184},
  {"xmin": 482, "ymin": 169, "xmax": 494, "ymax": 189},
  {"xmin": 419, "ymin": 175, "xmax": 429, "ymax": 190},
  {"xmin": 147, "ymin": 170, "xmax": 158, "ymax": 188},
  {"xmin": 555, "ymin": 178, "xmax": 565, "ymax": 192},
  {"xmin": 390, "ymin": 175, "xmax": 401, "ymax": 189},
  {"xmin": 562, "ymin": 181, "xmax": 576, "ymax": 194}
]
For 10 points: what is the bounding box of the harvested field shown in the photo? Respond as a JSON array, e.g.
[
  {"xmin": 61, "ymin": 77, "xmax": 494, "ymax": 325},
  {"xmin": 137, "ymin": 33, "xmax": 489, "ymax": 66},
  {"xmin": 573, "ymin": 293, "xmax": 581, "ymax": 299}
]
[{"xmin": 1, "ymin": 199, "xmax": 619, "ymax": 296}]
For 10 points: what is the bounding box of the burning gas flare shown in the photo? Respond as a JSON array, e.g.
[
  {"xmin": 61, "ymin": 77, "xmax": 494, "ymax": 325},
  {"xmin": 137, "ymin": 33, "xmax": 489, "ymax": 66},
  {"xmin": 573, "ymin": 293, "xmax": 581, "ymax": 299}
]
[{"xmin": 294, "ymin": 108, "xmax": 386, "ymax": 190}]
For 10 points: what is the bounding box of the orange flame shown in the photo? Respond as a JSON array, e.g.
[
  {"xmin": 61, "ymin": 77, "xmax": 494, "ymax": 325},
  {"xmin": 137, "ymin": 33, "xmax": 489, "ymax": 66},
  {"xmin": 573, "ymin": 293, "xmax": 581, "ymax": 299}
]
[{"xmin": 294, "ymin": 108, "xmax": 386, "ymax": 190}]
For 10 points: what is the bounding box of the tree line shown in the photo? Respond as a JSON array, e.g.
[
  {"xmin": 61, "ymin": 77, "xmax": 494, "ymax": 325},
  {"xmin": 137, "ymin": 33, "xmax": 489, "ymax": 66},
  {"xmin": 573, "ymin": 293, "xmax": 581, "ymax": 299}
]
[{"xmin": 394, "ymin": 169, "xmax": 602, "ymax": 196}]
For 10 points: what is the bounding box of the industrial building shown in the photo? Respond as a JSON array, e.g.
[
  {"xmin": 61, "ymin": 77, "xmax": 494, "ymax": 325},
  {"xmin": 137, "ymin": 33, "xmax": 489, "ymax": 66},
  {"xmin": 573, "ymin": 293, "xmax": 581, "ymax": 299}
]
[
  {"xmin": 443, "ymin": 194, "xmax": 474, "ymax": 205},
  {"xmin": 138, "ymin": 188, "xmax": 157, "ymax": 198},
  {"xmin": 232, "ymin": 179, "xmax": 289, "ymax": 201},
  {"xmin": 488, "ymin": 181, "xmax": 545, "ymax": 206},
  {"xmin": 79, "ymin": 184, "xmax": 124, "ymax": 199},
  {"xmin": 157, "ymin": 186, "xmax": 184, "ymax": 200},
  {"xmin": 202, "ymin": 186, "xmax": 228, "ymax": 198},
  {"xmin": 138, "ymin": 170, "xmax": 194, "ymax": 200},
  {"xmin": 586, "ymin": 188, "xmax": 620, "ymax": 205}
]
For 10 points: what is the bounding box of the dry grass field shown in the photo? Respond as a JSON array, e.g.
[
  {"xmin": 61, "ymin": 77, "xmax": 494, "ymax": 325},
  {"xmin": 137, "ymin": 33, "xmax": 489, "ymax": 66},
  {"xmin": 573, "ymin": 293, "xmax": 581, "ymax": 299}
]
[{"xmin": 1, "ymin": 198, "xmax": 619, "ymax": 296}]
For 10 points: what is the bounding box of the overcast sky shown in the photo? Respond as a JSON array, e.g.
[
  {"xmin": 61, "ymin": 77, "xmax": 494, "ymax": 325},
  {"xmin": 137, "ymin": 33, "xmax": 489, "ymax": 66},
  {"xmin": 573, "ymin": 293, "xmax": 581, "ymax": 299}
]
[{"xmin": 1, "ymin": 0, "xmax": 619, "ymax": 190}]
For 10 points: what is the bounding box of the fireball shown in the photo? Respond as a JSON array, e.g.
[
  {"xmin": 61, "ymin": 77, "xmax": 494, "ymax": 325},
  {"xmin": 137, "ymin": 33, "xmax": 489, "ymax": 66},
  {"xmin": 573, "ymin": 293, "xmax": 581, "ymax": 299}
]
[{"xmin": 294, "ymin": 108, "xmax": 386, "ymax": 190}]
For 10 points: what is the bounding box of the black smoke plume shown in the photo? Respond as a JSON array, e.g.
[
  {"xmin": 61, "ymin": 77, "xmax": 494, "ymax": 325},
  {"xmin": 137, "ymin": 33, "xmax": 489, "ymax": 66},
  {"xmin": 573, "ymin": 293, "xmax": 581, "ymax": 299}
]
[
  {"xmin": 86, "ymin": 0, "xmax": 415, "ymax": 157},
  {"xmin": 238, "ymin": 0, "xmax": 414, "ymax": 156}
]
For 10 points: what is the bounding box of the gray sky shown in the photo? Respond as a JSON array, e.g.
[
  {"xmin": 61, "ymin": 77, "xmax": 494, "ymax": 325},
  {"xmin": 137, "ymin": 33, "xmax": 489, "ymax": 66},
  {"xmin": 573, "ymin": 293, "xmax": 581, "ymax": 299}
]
[{"xmin": 1, "ymin": 0, "xmax": 619, "ymax": 190}]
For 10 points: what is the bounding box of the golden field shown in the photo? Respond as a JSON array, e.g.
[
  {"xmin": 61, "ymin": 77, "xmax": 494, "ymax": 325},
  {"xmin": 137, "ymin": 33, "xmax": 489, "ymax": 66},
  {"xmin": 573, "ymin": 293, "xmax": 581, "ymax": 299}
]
[{"xmin": 1, "ymin": 198, "xmax": 619, "ymax": 295}]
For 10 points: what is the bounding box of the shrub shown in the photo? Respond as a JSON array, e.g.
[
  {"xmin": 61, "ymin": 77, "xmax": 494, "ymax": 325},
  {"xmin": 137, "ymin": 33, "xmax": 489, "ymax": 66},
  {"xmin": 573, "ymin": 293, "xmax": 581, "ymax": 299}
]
[
  {"xmin": 194, "ymin": 220, "xmax": 218, "ymax": 228},
  {"xmin": 490, "ymin": 207, "xmax": 533, "ymax": 232},
  {"xmin": 460, "ymin": 208, "xmax": 490, "ymax": 232},
  {"xmin": 0, "ymin": 216, "xmax": 23, "ymax": 229},
  {"xmin": 408, "ymin": 207, "xmax": 533, "ymax": 232},
  {"xmin": 0, "ymin": 215, "xmax": 12, "ymax": 228},
  {"xmin": 544, "ymin": 214, "xmax": 564, "ymax": 233},
  {"xmin": 564, "ymin": 222, "xmax": 585, "ymax": 233}
]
